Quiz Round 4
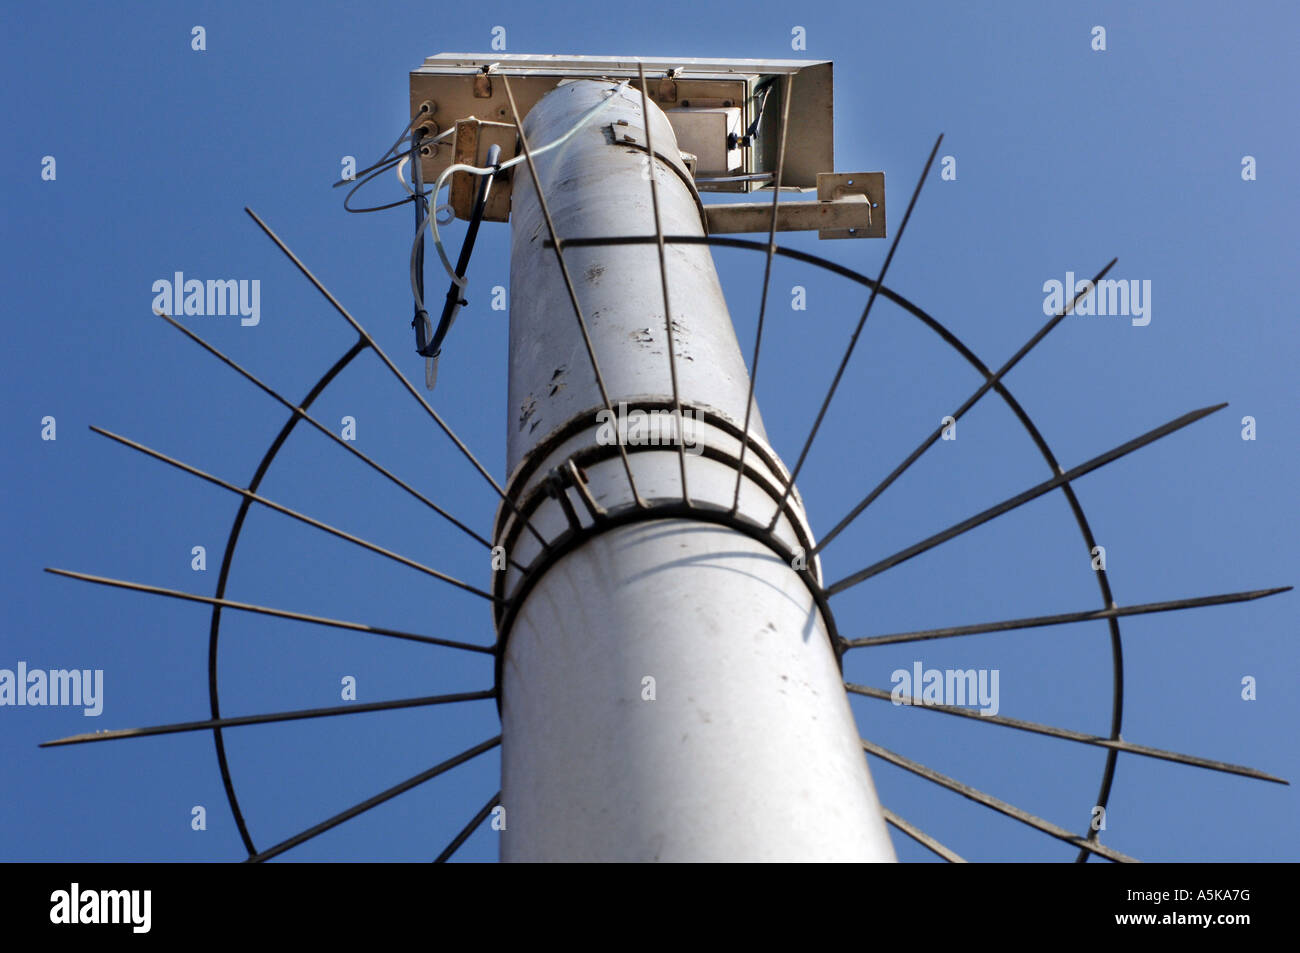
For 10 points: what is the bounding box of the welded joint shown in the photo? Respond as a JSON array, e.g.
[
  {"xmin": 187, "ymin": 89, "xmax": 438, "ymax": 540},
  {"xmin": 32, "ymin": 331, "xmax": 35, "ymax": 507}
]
[
  {"xmin": 542, "ymin": 465, "xmax": 583, "ymax": 534},
  {"xmin": 657, "ymin": 67, "xmax": 682, "ymax": 103},
  {"xmin": 473, "ymin": 63, "xmax": 497, "ymax": 98},
  {"xmin": 541, "ymin": 459, "xmax": 609, "ymax": 533},
  {"xmin": 563, "ymin": 459, "xmax": 609, "ymax": 523},
  {"xmin": 608, "ymin": 121, "xmax": 699, "ymax": 178}
]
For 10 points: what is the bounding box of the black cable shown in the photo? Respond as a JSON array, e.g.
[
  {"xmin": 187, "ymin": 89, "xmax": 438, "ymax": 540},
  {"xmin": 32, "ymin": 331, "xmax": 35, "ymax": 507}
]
[
  {"xmin": 411, "ymin": 128, "xmax": 431, "ymax": 353},
  {"xmin": 336, "ymin": 106, "xmax": 439, "ymax": 214},
  {"xmin": 343, "ymin": 155, "xmax": 424, "ymax": 214},
  {"xmin": 729, "ymin": 81, "xmax": 774, "ymax": 150},
  {"xmin": 332, "ymin": 105, "xmax": 431, "ymax": 189},
  {"xmin": 413, "ymin": 144, "xmax": 502, "ymax": 386}
]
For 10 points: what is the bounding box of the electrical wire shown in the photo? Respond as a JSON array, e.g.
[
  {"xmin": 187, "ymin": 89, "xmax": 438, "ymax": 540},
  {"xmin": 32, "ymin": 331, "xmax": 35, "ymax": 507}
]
[
  {"xmin": 743, "ymin": 81, "xmax": 773, "ymax": 144},
  {"xmin": 342, "ymin": 157, "xmax": 416, "ymax": 213},
  {"xmin": 348, "ymin": 81, "xmax": 633, "ymax": 389},
  {"xmin": 407, "ymin": 79, "xmax": 633, "ymax": 290},
  {"xmin": 425, "ymin": 143, "xmax": 501, "ymax": 389},
  {"xmin": 409, "ymin": 132, "xmax": 502, "ymax": 389},
  {"xmin": 410, "ymin": 127, "xmax": 434, "ymax": 385},
  {"xmin": 338, "ymin": 127, "xmax": 454, "ymax": 214},
  {"xmin": 331, "ymin": 103, "xmax": 438, "ymax": 189}
]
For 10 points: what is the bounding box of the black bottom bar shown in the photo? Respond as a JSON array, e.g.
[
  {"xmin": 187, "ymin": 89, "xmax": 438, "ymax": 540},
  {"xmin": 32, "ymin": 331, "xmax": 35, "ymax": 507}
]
[{"xmin": 7, "ymin": 862, "xmax": 1289, "ymax": 939}]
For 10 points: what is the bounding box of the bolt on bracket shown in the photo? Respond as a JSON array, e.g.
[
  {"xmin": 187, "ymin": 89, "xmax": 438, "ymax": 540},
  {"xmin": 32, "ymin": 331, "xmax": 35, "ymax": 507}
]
[{"xmin": 702, "ymin": 171, "xmax": 885, "ymax": 239}]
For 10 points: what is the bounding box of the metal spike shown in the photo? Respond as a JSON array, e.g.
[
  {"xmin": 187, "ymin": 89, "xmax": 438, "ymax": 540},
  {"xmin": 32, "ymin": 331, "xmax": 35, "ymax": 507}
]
[
  {"xmin": 733, "ymin": 73, "xmax": 794, "ymax": 515},
  {"xmin": 87, "ymin": 426, "xmax": 494, "ymax": 601},
  {"xmin": 41, "ymin": 690, "xmax": 494, "ymax": 748},
  {"xmin": 500, "ymin": 76, "xmax": 647, "ymax": 509},
  {"xmin": 244, "ymin": 207, "xmax": 551, "ymax": 551},
  {"xmin": 847, "ymin": 683, "xmax": 1287, "ymax": 784},
  {"xmin": 246, "ymin": 736, "xmax": 501, "ymax": 863},
  {"xmin": 813, "ymin": 257, "xmax": 1118, "ymax": 555},
  {"xmin": 827, "ymin": 403, "xmax": 1228, "ymax": 596},
  {"xmin": 860, "ymin": 737, "xmax": 1138, "ymax": 862},
  {"xmin": 153, "ymin": 309, "xmax": 524, "ymax": 571},
  {"xmin": 433, "ymin": 791, "xmax": 501, "ymax": 863},
  {"xmin": 767, "ymin": 133, "xmax": 945, "ymax": 532},
  {"xmin": 881, "ymin": 807, "xmax": 967, "ymax": 862},
  {"xmin": 43, "ymin": 568, "xmax": 494, "ymax": 654},
  {"xmin": 638, "ymin": 62, "xmax": 691, "ymax": 506},
  {"xmin": 846, "ymin": 586, "xmax": 1292, "ymax": 648}
]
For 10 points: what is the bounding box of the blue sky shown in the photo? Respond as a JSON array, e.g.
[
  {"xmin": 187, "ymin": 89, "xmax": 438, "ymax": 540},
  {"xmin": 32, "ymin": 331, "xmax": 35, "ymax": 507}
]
[{"xmin": 2, "ymin": 0, "xmax": 1296, "ymax": 861}]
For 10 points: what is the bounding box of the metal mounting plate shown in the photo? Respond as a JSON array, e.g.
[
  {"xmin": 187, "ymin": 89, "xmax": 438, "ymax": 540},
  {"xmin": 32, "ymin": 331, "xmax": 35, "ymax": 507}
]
[
  {"xmin": 410, "ymin": 54, "xmax": 835, "ymax": 210},
  {"xmin": 450, "ymin": 118, "xmax": 516, "ymax": 221},
  {"xmin": 817, "ymin": 171, "xmax": 885, "ymax": 239}
]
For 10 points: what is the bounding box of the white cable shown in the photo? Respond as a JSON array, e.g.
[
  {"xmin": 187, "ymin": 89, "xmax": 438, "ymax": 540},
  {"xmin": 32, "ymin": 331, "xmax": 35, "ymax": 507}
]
[
  {"xmin": 411, "ymin": 79, "xmax": 632, "ymax": 299},
  {"xmin": 394, "ymin": 127, "xmax": 456, "ymax": 197},
  {"xmin": 406, "ymin": 79, "xmax": 632, "ymax": 392}
]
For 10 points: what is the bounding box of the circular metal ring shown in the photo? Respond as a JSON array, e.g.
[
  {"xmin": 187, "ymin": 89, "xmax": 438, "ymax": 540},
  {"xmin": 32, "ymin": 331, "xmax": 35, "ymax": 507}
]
[{"xmin": 205, "ymin": 235, "xmax": 1124, "ymax": 862}]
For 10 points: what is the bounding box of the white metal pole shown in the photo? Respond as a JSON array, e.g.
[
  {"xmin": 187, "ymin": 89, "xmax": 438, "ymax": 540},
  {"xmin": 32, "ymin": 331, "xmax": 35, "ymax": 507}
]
[{"xmin": 498, "ymin": 79, "xmax": 895, "ymax": 861}]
